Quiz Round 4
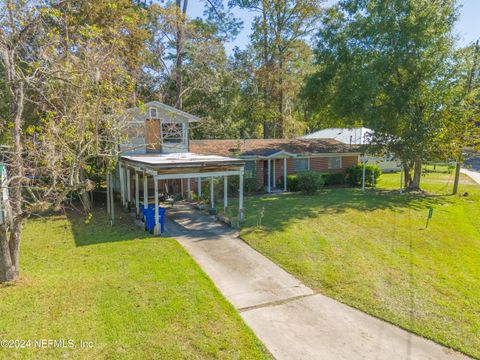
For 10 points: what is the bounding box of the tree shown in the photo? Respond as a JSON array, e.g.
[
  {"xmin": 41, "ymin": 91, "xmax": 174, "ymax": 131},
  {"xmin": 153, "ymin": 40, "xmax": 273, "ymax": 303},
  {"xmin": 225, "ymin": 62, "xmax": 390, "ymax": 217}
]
[
  {"xmin": 230, "ymin": 0, "xmax": 321, "ymax": 138},
  {"xmin": 142, "ymin": 0, "xmax": 241, "ymax": 111},
  {"xmin": 303, "ymin": 0, "xmax": 460, "ymax": 190},
  {"xmin": 451, "ymin": 40, "xmax": 480, "ymax": 194},
  {"xmin": 0, "ymin": 0, "xmax": 144, "ymax": 283}
]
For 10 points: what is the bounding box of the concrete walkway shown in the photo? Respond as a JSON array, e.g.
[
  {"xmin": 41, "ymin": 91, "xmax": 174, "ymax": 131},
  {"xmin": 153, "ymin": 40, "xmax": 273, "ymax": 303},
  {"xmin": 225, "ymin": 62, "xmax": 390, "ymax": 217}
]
[
  {"xmin": 461, "ymin": 168, "xmax": 480, "ymax": 185},
  {"xmin": 165, "ymin": 204, "xmax": 469, "ymax": 360}
]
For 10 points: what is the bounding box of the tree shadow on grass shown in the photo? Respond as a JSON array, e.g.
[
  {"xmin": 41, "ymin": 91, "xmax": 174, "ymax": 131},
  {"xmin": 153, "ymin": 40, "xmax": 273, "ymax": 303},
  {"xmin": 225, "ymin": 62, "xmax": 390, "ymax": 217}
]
[
  {"xmin": 67, "ymin": 195, "xmax": 151, "ymax": 247},
  {"xmin": 242, "ymin": 188, "xmax": 455, "ymax": 233}
]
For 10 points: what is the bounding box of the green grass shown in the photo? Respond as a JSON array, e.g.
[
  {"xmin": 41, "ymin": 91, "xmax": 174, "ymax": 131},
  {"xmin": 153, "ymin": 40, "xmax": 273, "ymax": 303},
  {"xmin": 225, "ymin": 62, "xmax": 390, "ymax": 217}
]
[
  {"xmin": 237, "ymin": 170, "xmax": 480, "ymax": 359},
  {"xmin": 0, "ymin": 209, "xmax": 269, "ymax": 359}
]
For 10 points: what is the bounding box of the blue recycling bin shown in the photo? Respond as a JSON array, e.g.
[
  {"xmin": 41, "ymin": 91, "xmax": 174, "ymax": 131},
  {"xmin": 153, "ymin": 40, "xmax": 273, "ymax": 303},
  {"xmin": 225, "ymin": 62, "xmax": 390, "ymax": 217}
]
[
  {"xmin": 140, "ymin": 204, "xmax": 157, "ymax": 222},
  {"xmin": 143, "ymin": 206, "xmax": 165, "ymax": 234}
]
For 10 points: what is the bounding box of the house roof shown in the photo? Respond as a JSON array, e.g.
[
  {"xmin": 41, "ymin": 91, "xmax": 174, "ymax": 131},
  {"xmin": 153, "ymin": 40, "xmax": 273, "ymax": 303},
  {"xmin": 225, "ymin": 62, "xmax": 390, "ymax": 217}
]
[
  {"xmin": 301, "ymin": 127, "xmax": 372, "ymax": 145},
  {"xmin": 190, "ymin": 139, "xmax": 359, "ymax": 158},
  {"xmin": 127, "ymin": 101, "xmax": 201, "ymax": 123}
]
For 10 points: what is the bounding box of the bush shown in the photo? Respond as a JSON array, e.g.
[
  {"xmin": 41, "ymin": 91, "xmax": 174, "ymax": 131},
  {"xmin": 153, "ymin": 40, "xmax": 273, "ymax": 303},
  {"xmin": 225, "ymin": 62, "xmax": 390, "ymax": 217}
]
[
  {"xmin": 286, "ymin": 174, "xmax": 298, "ymax": 192},
  {"xmin": 229, "ymin": 177, "xmax": 259, "ymax": 194},
  {"xmin": 346, "ymin": 164, "xmax": 382, "ymax": 187},
  {"xmin": 323, "ymin": 173, "xmax": 346, "ymax": 186},
  {"xmin": 297, "ymin": 171, "xmax": 324, "ymax": 194}
]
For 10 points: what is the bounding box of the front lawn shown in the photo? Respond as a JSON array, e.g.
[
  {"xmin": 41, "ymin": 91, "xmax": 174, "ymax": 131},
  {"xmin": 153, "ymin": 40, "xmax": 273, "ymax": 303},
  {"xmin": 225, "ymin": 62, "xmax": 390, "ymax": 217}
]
[
  {"xmin": 239, "ymin": 171, "xmax": 480, "ymax": 359},
  {"xmin": 0, "ymin": 209, "xmax": 269, "ymax": 359}
]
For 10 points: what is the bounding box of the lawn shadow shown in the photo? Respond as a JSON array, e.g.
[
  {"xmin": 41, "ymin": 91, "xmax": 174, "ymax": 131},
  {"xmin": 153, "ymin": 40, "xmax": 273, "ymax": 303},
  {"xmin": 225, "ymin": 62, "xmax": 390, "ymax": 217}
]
[
  {"xmin": 67, "ymin": 193, "xmax": 151, "ymax": 247},
  {"xmin": 242, "ymin": 188, "xmax": 455, "ymax": 233}
]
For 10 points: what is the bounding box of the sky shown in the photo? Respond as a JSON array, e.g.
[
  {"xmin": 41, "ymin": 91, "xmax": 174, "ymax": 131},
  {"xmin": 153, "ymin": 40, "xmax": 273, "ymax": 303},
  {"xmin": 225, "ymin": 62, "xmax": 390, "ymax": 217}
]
[{"xmin": 188, "ymin": 0, "xmax": 480, "ymax": 54}]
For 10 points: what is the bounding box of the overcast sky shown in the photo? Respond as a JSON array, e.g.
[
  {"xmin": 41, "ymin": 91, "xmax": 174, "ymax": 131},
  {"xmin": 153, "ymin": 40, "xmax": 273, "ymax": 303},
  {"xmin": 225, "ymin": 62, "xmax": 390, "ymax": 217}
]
[{"xmin": 187, "ymin": 0, "xmax": 480, "ymax": 54}]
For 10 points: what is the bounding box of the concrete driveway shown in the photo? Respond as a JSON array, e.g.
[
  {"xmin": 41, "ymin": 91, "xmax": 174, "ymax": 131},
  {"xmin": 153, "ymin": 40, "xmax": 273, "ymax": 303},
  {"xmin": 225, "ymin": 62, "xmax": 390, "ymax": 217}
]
[
  {"xmin": 165, "ymin": 204, "xmax": 470, "ymax": 360},
  {"xmin": 461, "ymin": 168, "xmax": 480, "ymax": 185}
]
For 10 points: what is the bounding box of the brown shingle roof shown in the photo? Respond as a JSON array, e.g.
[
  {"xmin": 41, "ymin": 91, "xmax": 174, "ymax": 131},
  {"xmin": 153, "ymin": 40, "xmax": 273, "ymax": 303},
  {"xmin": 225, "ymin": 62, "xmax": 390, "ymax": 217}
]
[{"xmin": 190, "ymin": 139, "xmax": 359, "ymax": 158}]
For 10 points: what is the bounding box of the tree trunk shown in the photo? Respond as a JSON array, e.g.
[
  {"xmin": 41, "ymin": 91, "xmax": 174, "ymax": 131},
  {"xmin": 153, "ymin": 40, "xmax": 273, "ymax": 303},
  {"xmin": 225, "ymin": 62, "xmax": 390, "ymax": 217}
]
[
  {"xmin": 409, "ymin": 161, "xmax": 422, "ymax": 190},
  {"xmin": 452, "ymin": 161, "xmax": 461, "ymax": 195},
  {"xmin": 261, "ymin": 0, "xmax": 270, "ymax": 139},
  {"xmin": 403, "ymin": 164, "xmax": 412, "ymax": 189},
  {"xmin": 0, "ymin": 224, "xmax": 16, "ymax": 282},
  {"xmin": 278, "ymin": 54, "xmax": 285, "ymax": 139},
  {"xmin": 175, "ymin": 0, "xmax": 187, "ymax": 110},
  {"xmin": 0, "ymin": 47, "xmax": 25, "ymax": 282}
]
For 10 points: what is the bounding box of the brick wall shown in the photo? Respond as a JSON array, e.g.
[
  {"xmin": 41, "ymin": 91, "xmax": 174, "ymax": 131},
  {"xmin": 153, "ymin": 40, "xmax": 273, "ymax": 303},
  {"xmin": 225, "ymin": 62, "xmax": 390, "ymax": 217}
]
[{"xmin": 309, "ymin": 155, "xmax": 359, "ymax": 173}]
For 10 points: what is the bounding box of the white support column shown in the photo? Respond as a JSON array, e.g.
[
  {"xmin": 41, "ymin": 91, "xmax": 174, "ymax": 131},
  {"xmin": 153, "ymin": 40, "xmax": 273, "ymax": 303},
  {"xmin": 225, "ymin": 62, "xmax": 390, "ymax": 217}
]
[
  {"xmin": 135, "ymin": 172, "xmax": 139, "ymax": 218},
  {"xmin": 210, "ymin": 176, "xmax": 215, "ymax": 209},
  {"xmin": 106, "ymin": 172, "xmax": 111, "ymax": 215},
  {"xmin": 283, "ymin": 157, "xmax": 287, "ymax": 192},
  {"xmin": 239, "ymin": 169, "xmax": 244, "ymax": 222},
  {"xmin": 180, "ymin": 178, "xmax": 184, "ymax": 199},
  {"xmin": 126, "ymin": 167, "xmax": 131, "ymax": 207},
  {"xmin": 187, "ymin": 177, "xmax": 191, "ymax": 200},
  {"xmin": 273, "ymin": 159, "xmax": 276, "ymax": 189},
  {"xmin": 143, "ymin": 173, "xmax": 148, "ymax": 209},
  {"xmin": 154, "ymin": 179, "xmax": 160, "ymax": 235},
  {"xmin": 119, "ymin": 164, "xmax": 125, "ymax": 206},
  {"xmin": 223, "ymin": 176, "xmax": 228, "ymax": 213},
  {"xmin": 267, "ymin": 159, "xmax": 271, "ymax": 193},
  {"xmin": 198, "ymin": 177, "xmax": 202, "ymax": 199},
  {"xmin": 109, "ymin": 173, "xmax": 114, "ymax": 226}
]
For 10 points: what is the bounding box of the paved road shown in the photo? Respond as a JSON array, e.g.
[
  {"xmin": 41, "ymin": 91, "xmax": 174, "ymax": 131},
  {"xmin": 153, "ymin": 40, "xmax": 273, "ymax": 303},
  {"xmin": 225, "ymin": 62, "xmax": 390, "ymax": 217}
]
[
  {"xmin": 461, "ymin": 168, "xmax": 480, "ymax": 185},
  {"xmin": 165, "ymin": 203, "xmax": 470, "ymax": 360}
]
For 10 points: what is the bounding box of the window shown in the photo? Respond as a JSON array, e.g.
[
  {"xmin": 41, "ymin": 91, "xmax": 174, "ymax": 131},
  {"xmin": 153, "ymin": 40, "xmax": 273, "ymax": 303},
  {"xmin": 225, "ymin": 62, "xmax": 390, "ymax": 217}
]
[
  {"xmin": 161, "ymin": 122, "xmax": 184, "ymax": 143},
  {"xmin": 244, "ymin": 161, "xmax": 257, "ymax": 179},
  {"xmin": 149, "ymin": 107, "xmax": 158, "ymax": 119},
  {"xmin": 328, "ymin": 157, "xmax": 342, "ymax": 169},
  {"xmin": 295, "ymin": 158, "xmax": 309, "ymax": 172}
]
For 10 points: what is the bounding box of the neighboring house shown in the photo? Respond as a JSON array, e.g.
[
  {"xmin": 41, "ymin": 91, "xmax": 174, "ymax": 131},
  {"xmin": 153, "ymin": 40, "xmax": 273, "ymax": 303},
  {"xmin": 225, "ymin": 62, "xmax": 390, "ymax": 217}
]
[
  {"xmin": 190, "ymin": 139, "xmax": 360, "ymax": 192},
  {"xmin": 301, "ymin": 127, "xmax": 372, "ymax": 145},
  {"xmin": 302, "ymin": 127, "xmax": 401, "ymax": 173}
]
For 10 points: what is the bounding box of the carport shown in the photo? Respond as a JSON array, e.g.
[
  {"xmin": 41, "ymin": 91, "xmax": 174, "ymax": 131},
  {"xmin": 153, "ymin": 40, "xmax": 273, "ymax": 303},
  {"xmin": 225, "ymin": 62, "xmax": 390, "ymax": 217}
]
[{"xmin": 110, "ymin": 152, "xmax": 245, "ymax": 235}]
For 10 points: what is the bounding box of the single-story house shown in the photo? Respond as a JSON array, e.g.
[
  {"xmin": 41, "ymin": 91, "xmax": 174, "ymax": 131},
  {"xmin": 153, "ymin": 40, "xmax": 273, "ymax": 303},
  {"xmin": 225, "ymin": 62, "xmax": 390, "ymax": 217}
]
[{"xmin": 190, "ymin": 139, "xmax": 360, "ymax": 192}]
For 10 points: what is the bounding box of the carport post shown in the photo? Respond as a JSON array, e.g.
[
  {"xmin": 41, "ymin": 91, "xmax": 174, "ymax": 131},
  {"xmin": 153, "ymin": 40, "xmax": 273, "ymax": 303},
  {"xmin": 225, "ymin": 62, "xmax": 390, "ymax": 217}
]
[
  {"xmin": 223, "ymin": 176, "xmax": 228, "ymax": 213},
  {"xmin": 210, "ymin": 176, "xmax": 215, "ymax": 209},
  {"xmin": 267, "ymin": 159, "xmax": 271, "ymax": 193},
  {"xmin": 119, "ymin": 164, "xmax": 125, "ymax": 206},
  {"xmin": 109, "ymin": 173, "xmax": 115, "ymax": 226},
  {"xmin": 135, "ymin": 172, "xmax": 140, "ymax": 218},
  {"xmin": 273, "ymin": 159, "xmax": 276, "ymax": 189},
  {"xmin": 154, "ymin": 179, "xmax": 160, "ymax": 236},
  {"xmin": 239, "ymin": 170, "xmax": 244, "ymax": 222},
  {"xmin": 187, "ymin": 177, "xmax": 191, "ymax": 200},
  {"xmin": 126, "ymin": 167, "xmax": 131, "ymax": 207},
  {"xmin": 106, "ymin": 172, "xmax": 111, "ymax": 216},
  {"xmin": 198, "ymin": 177, "xmax": 202, "ymax": 198},
  {"xmin": 283, "ymin": 158, "xmax": 287, "ymax": 191},
  {"xmin": 143, "ymin": 173, "xmax": 148, "ymax": 209}
]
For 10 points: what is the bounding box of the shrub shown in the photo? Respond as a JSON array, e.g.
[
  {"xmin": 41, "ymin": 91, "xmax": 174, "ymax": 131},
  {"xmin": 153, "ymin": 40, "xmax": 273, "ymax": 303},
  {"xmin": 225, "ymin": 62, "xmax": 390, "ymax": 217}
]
[
  {"xmin": 346, "ymin": 164, "xmax": 382, "ymax": 187},
  {"xmin": 286, "ymin": 174, "xmax": 298, "ymax": 192},
  {"xmin": 297, "ymin": 171, "xmax": 324, "ymax": 194},
  {"xmin": 323, "ymin": 173, "xmax": 346, "ymax": 186}
]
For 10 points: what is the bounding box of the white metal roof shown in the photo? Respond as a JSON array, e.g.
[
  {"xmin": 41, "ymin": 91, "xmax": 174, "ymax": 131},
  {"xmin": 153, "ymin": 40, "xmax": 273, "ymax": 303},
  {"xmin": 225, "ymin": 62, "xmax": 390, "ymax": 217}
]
[
  {"xmin": 121, "ymin": 152, "xmax": 243, "ymax": 167},
  {"xmin": 301, "ymin": 127, "xmax": 372, "ymax": 145}
]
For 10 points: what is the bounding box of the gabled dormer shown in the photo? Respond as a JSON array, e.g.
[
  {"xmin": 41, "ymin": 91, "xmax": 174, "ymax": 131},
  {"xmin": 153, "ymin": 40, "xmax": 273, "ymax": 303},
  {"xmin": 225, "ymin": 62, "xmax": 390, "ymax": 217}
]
[{"xmin": 122, "ymin": 101, "xmax": 200, "ymax": 155}]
